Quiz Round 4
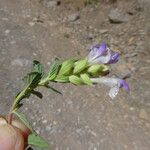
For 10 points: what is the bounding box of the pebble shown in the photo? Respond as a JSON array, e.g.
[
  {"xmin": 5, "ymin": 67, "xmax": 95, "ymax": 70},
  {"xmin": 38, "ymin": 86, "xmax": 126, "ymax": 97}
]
[
  {"xmin": 5, "ymin": 29, "xmax": 10, "ymax": 35},
  {"xmin": 125, "ymin": 53, "xmax": 137, "ymax": 58},
  {"xmin": 11, "ymin": 58, "xmax": 31, "ymax": 67},
  {"xmin": 43, "ymin": 0, "xmax": 59, "ymax": 8},
  {"xmin": 108, "ymin": 8, "xmax": 130, "ymax": 23},
  {"xmin": 139, "ymin": 109, "xmax": 149, "ymax": 121},
  {"xmin": 46, "ymin": 124, "xmax": 52, "ymax": 131},
  {"xmin": 99, "ymin": 29, "xmax": 108, "ymax": 34},
  {"xmin": 42, "ymin": 119, "xmax": 48, "ymax": 124},
  {"xmin": 68, "ymin": 13, "xmax": 80, "ymax": 22},
  {"xmin": 28, "ymin": 22, "xmax": 35, "ymax": 27}
]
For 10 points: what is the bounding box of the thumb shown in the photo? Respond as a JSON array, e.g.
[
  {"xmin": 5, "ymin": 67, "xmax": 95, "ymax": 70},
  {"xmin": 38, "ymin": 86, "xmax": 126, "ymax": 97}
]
[{"xmin": 0, "ymin": 118, "xmax": 25, "ymax": 150}]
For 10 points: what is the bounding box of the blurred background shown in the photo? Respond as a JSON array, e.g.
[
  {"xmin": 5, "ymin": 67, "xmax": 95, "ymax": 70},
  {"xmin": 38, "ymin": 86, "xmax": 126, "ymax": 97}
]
[{"xmin": 0, "ymin": 0, "xmax": 150, "ymax": 149}]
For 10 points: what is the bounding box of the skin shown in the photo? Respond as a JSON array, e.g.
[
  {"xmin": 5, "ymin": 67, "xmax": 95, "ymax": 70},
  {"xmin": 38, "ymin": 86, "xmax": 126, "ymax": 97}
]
[{"xmin": 0, "ymin": 117, "xmax": 31, "ymax": 150}]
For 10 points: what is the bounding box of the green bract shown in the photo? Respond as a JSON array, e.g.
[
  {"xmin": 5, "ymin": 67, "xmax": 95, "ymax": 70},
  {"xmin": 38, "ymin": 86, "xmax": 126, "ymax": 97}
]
[
  {"xmin": 69, "ymin": 75, "xmax": 83, "ymax": 85},
  {"xmin": 88, "ymin": 64, "xmax": 109, "ymax": 76},
  {"xmin": 58, "ymin": 59, "xmax": 75, "ymax": 76},
  {"xmin": 80, "ymin": 74, "xmax": 92, "ymax": 85},
  {"xmin": 73, "ymin": 59, "xmax": 88, "ymax": 74}
]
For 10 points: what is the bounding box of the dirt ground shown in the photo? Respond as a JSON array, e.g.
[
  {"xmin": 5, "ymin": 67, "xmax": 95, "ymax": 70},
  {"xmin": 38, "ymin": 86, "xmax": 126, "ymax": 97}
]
[{"xmin": 0, "ymin": 0, "xmax": 150, "ymax": 150}]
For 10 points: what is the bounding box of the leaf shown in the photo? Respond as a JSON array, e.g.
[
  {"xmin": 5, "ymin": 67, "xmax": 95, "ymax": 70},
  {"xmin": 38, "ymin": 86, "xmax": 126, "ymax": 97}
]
[
  {"xmin": 28, "ymin": 145, "xmax": 49, "ymax": 150},
  {"xmin": 31, "ymin": 90, "xmax": 43, "ymax": 99},
  {"xmin": 48, "ymin": 58, "xmax": 61, "ymax": 81},
  {"xmin": 80, "ymin": 74, "xmax": 92, "ymax": 85},
  {"xmin": 13, "ymin": 111, "xmax": 34, "ymax": 132},
  {"xmin": 23, "ymin": 72, "xmax": 42, "ymax": 87},
  {"xmin": 45, "ymin": 85, "xmax": 62, "ymax": 95},
  {"xmin": 28, "ymin": 133, "xmax": 50, "ymax": 149},
  {"xmin": 33, "ymin": 60, "xmax": 44, "ymax": 75},
  {"xmin": 14, "ymin": 103, "xmax": 23, "ymax": 110}
]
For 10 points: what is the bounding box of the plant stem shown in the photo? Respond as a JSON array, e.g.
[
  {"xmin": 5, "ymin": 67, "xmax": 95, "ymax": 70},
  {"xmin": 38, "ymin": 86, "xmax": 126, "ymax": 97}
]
[{"xmin": 7, "ymin": 86, "xmax": 29, "ymax": 124}]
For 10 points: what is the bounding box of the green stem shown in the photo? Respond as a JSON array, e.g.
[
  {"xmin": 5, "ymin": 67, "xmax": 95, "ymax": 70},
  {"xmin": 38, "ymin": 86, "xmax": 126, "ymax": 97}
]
[{"xmin": 7, "ymin": 86, "xmax": 29, "ymax": 124}]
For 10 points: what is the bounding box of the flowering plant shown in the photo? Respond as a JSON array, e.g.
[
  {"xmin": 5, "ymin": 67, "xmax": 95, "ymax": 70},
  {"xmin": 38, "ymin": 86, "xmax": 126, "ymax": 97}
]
[{"xmin": 0, "ymin": 42, "xmax": 129, "ymax": 150}]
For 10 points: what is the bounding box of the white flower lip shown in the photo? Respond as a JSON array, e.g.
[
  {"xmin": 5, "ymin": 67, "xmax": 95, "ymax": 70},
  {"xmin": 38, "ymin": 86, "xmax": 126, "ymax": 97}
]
[{"xmin": 91, "ymin": 77, "xmax": 129, "ymax": 99}]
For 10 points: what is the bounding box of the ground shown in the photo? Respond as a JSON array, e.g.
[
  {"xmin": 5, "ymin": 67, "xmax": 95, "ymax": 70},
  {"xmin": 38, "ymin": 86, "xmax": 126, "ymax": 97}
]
[{"xmin": 0, "ymin": 0, "xmax": 150, "ymax": 150}]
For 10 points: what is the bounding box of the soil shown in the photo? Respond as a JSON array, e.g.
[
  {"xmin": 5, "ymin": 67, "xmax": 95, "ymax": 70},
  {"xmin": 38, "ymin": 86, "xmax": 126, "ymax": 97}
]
[{"xmin": 0, "ymin": 0, "xmax": 150, "ymax": 150}]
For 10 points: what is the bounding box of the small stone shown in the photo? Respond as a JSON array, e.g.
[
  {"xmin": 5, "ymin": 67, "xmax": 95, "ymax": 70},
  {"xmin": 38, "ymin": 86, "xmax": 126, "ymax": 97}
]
[
  {"xmin": 108, "ymin": 9, "xmax": 129, "ymax": 23},
  {"xmin": 139, "ymin": 109, "xmax": 149, "ymax": 121},
  {"xmin": 68, "ymin": 13, "xmax": 80, "ymax": 22},
  {"xmin": 125, "ymin": 53, "xmax": 137, "ymax": 58},
  {"xmin": 84, "ymin": 32, "xmax": 95, "ymax": 40},
  {"xmin": 28, "ymin": 22, "xmax": 35, "ymax": 26},
  {"xmin": 5, "ymin": 30, "xmax": 10, "ymax": 35},
  {"xmin": 42, "ymin": 120, "xmax": 48, "ymax": 124},
  {"xmin": 11, "ymin": 58, "xmax": 31, "ymax": 67},
  {"xmin": 99, "ymin": 29, "xmax": 108, "ymax": 34},
  {"xmin": 46, "ymin": 125, "xmax": 52, "ymax": 131},
  {"xmin": 43, "ymin": 0, "xmax": 58, "ymax": 8}
]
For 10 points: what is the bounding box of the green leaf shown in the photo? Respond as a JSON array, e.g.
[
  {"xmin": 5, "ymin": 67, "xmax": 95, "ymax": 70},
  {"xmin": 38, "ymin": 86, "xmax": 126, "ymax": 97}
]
[
  {"xmin": 73, "ymin": 59, "xmax": 88, "ymax": 74},
  {"xmin": 13, "ymin": 111, "xmax": 34, "ymax": 132},
  {"xmin": 31, "ymin": 90, "xmax": 43, "ymax": 99},
  {"xmin": 58, "ymin": 59, "xmax": 75, "ymax": 76},
  {"xmin": 48, "ymin": 58, "xmax": 61, "ymax": 80},
  {"xmin": 23, "ymin": 72, "xmax": 42, "ymax": 87},
  {"xmin": 29, "ymin": 145, "xmax": 50, "ymax": 150},
  {"xmin": 69, "ymin": 75, "xmax": 83, "ymax": 85},
  {"xmin": 33, "ymin": 60, "xmax": 44, "ymax": 75},
  {"xmin": 80, "ymin": 74, "xmax": 92, "ymax": 85},
  {"xmin": 28, "ymin": 133, "xmax": 50, "ymax": 149}
]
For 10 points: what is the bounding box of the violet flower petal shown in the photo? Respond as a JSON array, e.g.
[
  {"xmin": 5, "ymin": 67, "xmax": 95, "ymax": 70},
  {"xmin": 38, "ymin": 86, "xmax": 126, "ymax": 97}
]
[
  {"xmin": 119, "ymin": 79, "xmax": 130, "ymax": 91},
  {"xmin": 88, "ymin": 42, "xmax": 107, "ymax": 63},
  {"xmin": 108, "ymin": 52, "xmax": 120, "ymax": 64}
]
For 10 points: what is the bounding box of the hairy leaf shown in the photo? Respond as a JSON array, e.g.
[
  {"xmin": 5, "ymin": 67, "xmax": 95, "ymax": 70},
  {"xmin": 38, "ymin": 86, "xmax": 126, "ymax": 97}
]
[
  {"xmin": 28, "ymin": 133, "xmax": 50, "ymax": 149},
  {"xmin": 33, "ymin": 60, "xmax": 44, "ymax": 75},
  {"xmin": 48, "ymin": 58, "xmax": 61, "ymax": 80},
  {"xmin": 23, "ymin": 72, "xmax": 42, "ymax": 87},
  {"xmin": 13, "ymin": 111, "xmax": 34, "ymax": 132}
]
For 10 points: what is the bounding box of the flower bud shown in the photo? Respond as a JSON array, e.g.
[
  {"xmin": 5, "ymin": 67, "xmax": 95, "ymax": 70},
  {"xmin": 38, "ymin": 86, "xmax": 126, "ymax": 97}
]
[
  {"xmin": 69, "ymin": 75, "xmax": 83, "ymax": 85},
  {"xmin": 73, "ymin": 59, "xmax": 88, "ymax": 74}
]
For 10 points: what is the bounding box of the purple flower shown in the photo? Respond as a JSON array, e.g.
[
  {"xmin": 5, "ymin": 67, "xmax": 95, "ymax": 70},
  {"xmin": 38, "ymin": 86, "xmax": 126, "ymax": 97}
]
[
  {"xmin": 91, "ymin": 77, "xmax": 130, "ymax": 99},
  {"xmin": 88, "ymin": 42, "xmax": 120, "ymax": 64}
]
